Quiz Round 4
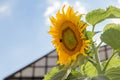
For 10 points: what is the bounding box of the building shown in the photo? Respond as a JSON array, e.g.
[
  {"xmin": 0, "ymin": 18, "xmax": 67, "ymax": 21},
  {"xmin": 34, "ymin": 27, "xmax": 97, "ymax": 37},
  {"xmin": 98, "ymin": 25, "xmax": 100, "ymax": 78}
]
[{"xmin": 4, "ymin": 45, "xmax": 115, "ymax": 80}]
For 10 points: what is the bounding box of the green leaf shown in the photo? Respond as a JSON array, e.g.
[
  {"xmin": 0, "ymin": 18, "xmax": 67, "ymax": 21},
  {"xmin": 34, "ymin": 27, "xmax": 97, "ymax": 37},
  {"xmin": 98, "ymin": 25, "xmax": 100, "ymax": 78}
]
[
  {"xmin": 85, "ymin": 31, "xmax": 99, "ymax": 40},
  {"xmin": 86, "ymin": 8, "xmax": 106, "ymax": 26},
  {"xmin": 44, "ymin": 66, "xmax": 62, "ymax": 80},
  {"xmin": 100, "ymin": 24, "xmax": 120, "ymax": 50},
  {"xmin": 86, "ymin": 6, "xmax": 120, "ymax": 26},
  {"xmin": 103, "ymin": 23, "xmax": 120, "ymax": 31},
  {"xmin": 106, "ymin": 6, "xmax": 120, "ymax": 18},
  {"xmin": 71, "ymin": 54, "xmax": 85, "ymax": 69},
  {"xmin": 92, "ymin": 74, "xmax": 109, "ymax": 80},
  {"xmin": 102, "ymin": 56, "xmax": 120, "ymax": 71},
  {"xmin": 105, "ymin": 66, "xmax": 120, "ymax": 80},
  {"xmin": 44, "ymin": 65, "xmax": 70, "ymax": 80},
  {"xmin": 81, "ymin": 61, "xmax": 98, "ymax": 77},
  {"xmin": 66, "ymin": 70, "xmax": 83, "ymax": 80},
  {"xmin": 51, "ymin": 68, "xmax": 68, "ymax": 80}
]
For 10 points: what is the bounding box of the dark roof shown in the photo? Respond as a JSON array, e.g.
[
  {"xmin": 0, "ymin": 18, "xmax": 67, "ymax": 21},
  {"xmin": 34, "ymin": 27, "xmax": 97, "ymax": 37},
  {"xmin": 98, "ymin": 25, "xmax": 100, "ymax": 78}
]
[{"xmin": 4, "ymin": 49, "xmax": 56, "ymax": 80}]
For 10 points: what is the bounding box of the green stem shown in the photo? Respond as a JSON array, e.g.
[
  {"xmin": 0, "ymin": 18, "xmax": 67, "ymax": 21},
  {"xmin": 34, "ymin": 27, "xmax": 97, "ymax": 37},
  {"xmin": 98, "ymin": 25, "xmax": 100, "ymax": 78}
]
[
  {"xmin": 88, "ymin": 57, "xmax": 97, "ymax": 66},
  {"xmin": 92, "ymin": 26, "xmax": 95, "ymax": 32},
  {"xmin": 102, "ymin": 50, "xmax": 118, "ymax": 72},
  {"xmin": 91, "ymin": 25, "xmax": 102, "ymax": 73},
  {"xmin": 62, "ymin": 65, "xmax": 71, "ymax": 80},
  {"xmin": 92, "ymin": 43, "xmax": 102, "ymax": 74}
]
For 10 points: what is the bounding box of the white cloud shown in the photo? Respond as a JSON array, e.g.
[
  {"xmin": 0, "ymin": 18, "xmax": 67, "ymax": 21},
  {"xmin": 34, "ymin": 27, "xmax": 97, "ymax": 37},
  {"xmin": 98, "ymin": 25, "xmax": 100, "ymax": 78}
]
[
  {"xmin": 44, "ymin": 0, "xmax": 87, "ymax": 25},
  {"xmin": 0, "ymin": 4, "xmax": 11, "ymax": 17},
  {"xmin": 110, "ymin": 19, "xmax": 120, "ymax": 24},
  {"xmin": 118, "ymin": 0, "xmax": 120, "ymax": 3},
  {"xmin": 44, "ymin": 1, "xmax": 60, "ymax": 17},
  {"xmin": 74, "ymin": 1, "xmax": 87, "ymax": 14},
  {"xmin": 44, "ymin": 1, "xmax": 60, "ymax": 25}
]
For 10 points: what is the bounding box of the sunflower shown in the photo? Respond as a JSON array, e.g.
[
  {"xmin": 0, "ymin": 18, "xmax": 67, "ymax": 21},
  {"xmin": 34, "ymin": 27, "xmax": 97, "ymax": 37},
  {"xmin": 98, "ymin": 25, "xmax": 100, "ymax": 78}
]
[{"xmin": 48, "ymin": 5, "xmax": 89, "ymax": 65}]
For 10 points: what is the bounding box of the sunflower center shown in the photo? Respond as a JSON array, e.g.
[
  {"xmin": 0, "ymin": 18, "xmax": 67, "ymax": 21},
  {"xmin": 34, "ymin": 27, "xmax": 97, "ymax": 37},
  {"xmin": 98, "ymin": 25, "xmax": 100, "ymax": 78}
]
[{"xmin": 62, "ymin": 27, "xmax": 78, "ymax": 51}]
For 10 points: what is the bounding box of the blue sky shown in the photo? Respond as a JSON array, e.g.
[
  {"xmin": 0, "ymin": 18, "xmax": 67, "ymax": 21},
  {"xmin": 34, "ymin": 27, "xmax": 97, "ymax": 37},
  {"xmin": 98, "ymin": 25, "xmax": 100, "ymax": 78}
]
[{"xmin": 0, "ymin": 0, "xmax": 120, "ymax": 79}]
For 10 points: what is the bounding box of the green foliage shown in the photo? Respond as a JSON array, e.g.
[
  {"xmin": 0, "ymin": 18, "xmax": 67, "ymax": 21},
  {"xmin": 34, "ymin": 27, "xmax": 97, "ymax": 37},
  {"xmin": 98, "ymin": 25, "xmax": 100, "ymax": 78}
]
[
  {"xmin": 85, "ymin": 31, "xmax": 96, "ymax": 40},
  {"xmin": 103, "ymin": 23, "xmax": 120, "ymax": 31},
  {"xmin": 81, "ymin": 61, "xmax": 98, "ymax": 77},
  {"xmin": 71, "ymin": 54, "xmax": 85, "ymax": 69},
  {"xmin": 44, "ymin": 65, "xmax": 70, "ymax": 80},
  {"xmin": 66, "ymin": 70, "xmax": 83, "ymax": 80},
  {"xmin": 86, "ymin": 6, "xmax": 120, "ymax": 26},
  {"xmin": 86, "ymin": 8, "xmax": 106, "ymax": 26},
  {"xmin": 105, "ymin": 66, "xmax": 120, "ymax": 80},
  {"xmin": 106, "ymin": 6, "xmax": 120, "ymax": 18},
  {"xmin": 101, "ymin": 24, "xmax": 120, "ymax": 50},
  {"xmin": 102, "ymin": 56, "xmax": 120, "ymax": 71},
  {"xmin": 50, "ymin": 68, "xmax": 69, "ymax": 80},
  {"xmin": 44, "ymin": 66, "xmax": 62, "ymax": 80}
]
